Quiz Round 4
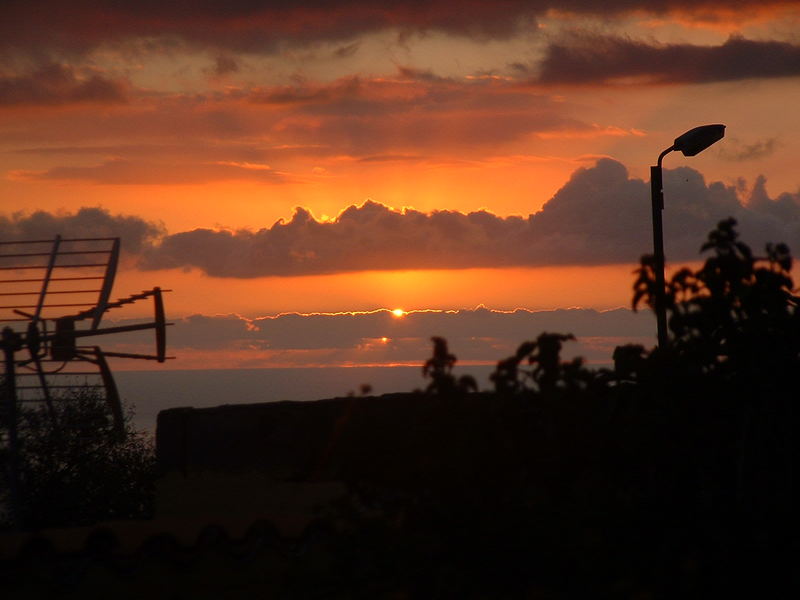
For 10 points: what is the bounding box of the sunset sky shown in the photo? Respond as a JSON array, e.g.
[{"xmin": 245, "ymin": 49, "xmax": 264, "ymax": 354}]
[{"xmin": 3, "ymin": 0, "xmax": 800, "ymax": 371}]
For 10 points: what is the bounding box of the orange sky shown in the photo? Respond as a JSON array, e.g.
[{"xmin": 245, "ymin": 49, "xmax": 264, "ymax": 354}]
[
  {"xmin": 2, "ymin": 0, "xmax": 800, "ymax": 368},
  {"xmin": 112, "ymin": 263, "xmax": 642, "ymax": 317}
]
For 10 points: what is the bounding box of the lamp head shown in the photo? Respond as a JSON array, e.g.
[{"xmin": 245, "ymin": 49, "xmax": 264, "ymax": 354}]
[{"xmin": 673, "ymin": 124, "xmax": 725, "ymax": 157}]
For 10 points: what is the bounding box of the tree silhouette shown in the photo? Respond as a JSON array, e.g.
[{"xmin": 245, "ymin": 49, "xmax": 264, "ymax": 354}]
[
  {"xmin": 1, "ymin": 388, "xmax": 155, "ymax": 529},
  {"xmin": 627, "ymin": 218, "xmax": 796, "ymax": 514},
  {"xmin": 632, "ymin": 217, "xmax": 800, "ymax": 379},
  {"xmin": 490, "ymin": 332, "xmax": 596, "ymax": 395},
  {"xmin": 422, "ymin": 336, "xmax": 477, "ymax": 395}
]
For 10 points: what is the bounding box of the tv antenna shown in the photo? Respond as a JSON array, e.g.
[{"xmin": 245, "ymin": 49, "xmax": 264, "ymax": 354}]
[{"xmin": 1, "ymin": 235, "xmax": 172, "ymax": 528}]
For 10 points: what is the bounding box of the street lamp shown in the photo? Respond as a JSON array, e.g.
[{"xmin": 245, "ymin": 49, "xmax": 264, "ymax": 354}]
[{"xmin": 650, "ymin": 124, "xmax": 725, "ymax": 348}]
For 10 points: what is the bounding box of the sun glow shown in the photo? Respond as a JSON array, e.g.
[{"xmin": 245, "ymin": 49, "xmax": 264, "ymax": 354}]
[{"xmin": 391, "ymin": 308, "xmax": 406, "ymax": 317}]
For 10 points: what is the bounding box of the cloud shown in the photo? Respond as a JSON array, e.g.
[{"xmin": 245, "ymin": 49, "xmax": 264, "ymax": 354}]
[
  {"xmin": 1, "ymin": 72, "xmax": 594, "ymax": 172},
  {"xmin": 0, "ymin": 97, "xmax": 247, "ymax": 146},
  {"xmin": 1, "ymin": 2, "xmax": 791, "ymax": 57},
  {"xmin": 719, "ymin": 137, "xmax": 779, "ymax": 162},
  {"xmin": 533, "ymin": 35, "xmax": 800, "ymax": 85},
  {"xmin": 136, "ymin": 159, "xmax": 800, "ymax": 276},
  {"xmin": 523, "ymin": 159, "xmax": 800, "ymax": 264},
  {"xmin": 12, "ymin": 142, "xmax": 334, "ymax": 163},
  {"xmin": 246, "ymin": 306, "xmax": 654, "ymax": 350},
  {"xmin": 12, "ymin": 158, "xmax": 294, "ymax": 185},
  {"xmin": 206, "ymin": 55, "xmax": 240, "ymax": 77},
  {"xmin": 333, "ymin": 42, "xmax": 361, "ymax": 59},
  {"xmin": 744, "ymin": 175, "xmax": 800, "ymax": 225},
  {"xmin": 237, "ymin": 72, "xmax": 589, "ymax": 154},
  {"xmin": 6, "ymin": 160, "xmax": 799, "ymax": 275},
  {"xmin": 357, "ymin": 154, "xmax": 425, "ymax": 163},
  {"xmin": 104, "ymin": 306, "xmax": 655, "ymax": 369},
  {"xmin": 0, "ymin": 207, "xmax": 163, "ymax": 254},
  {"xmin": 140, "ymin": 201, "xmax": 539, "ymax": 276},
  {"xmin": 0, "ymin": 63, "xmax": 128, "ymax": 107},
  {"xmin": 0, "ymin": 1, "xmax": 538, "ymax": 55}
]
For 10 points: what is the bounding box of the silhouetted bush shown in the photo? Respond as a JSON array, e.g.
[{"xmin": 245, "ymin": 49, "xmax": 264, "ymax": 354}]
[
  {"xmin": 490, "ymin": 332, "xmax": 597, "ymax": 394},
  {"xmin": 1, "ymin": 388, "xmax": 155, "ymax": 530},
  {"xmin": 628, "ymin": 218, "xmax": 797, "ymax": 516},
  {"xmin": 632, "ymin": 217, "xmax": 800, "ymax": 380},
  {"xmin": 403, "ymin": 218, "xmax": 795, "ymax": 594},
  {"xmin": 418, "ymin": 217, "xmax": 794, "ymax": 521},
  {"xmin": 422, "ymin": 336, "xmax": 477, "ymax": 395}
]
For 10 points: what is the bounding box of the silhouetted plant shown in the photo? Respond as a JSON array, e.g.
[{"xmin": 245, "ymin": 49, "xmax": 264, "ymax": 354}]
[
  {"xmin": 422, "ymin": 336, "xmax": 477, "ymax": 395},
  {"xmin": 632, "ymin": 217, "xmax": 800, "ymax": 380},
  {"xmin": 1, "ymin": 387, "xmax": 155, "ymax": 529},
  {"xmin": 610, "ymin": 344, "xmax": 647, "ymax": 383},
  {"xmin": 626, "ymin": 218, "xmax": 796, "ymax": 514},
  {"xmin": 490, "ymin": 332, "xmax": 594, "ymax": 394}
]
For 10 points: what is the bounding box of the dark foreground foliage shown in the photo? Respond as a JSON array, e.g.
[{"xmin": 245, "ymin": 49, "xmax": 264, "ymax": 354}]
[
  {"xmin": 410, "ymin": 218, "xmax": 796, "ymax": 595},
  {"xmin": 1, "ymin": 389, "xmax": 155, "ymax": 530}
]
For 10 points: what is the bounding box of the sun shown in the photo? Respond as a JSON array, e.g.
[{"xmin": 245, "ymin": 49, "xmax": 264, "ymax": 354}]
[{"xmin": 391, "ymin": 308, "xmax": 406, "ymax": 317}]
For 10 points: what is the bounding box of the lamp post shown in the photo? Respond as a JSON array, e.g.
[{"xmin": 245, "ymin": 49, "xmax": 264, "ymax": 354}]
[{"xmin": 651, "ymin": 124, "xmax": 725, "ymax": 348}]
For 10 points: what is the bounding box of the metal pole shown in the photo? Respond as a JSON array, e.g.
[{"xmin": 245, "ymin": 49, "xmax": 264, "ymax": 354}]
[
  {"xmin": 651, "ymin": 147, "xmax": 673, "ymax": 348},
  {"xmin": 2, "ymin": 327, "xmax": 22, "ymax": 529}
]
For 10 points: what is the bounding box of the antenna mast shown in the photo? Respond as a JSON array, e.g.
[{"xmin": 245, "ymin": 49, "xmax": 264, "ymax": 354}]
[{"xmin": 0, "ymin": 236, "xmax": 172, "ymax": 529}]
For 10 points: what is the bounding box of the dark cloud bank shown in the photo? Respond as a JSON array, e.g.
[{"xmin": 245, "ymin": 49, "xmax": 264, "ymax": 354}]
[
  {"xmin": 0, "ymin": 206, "xmax": 162, "ymax": 255},
  {"xmin": 0, "ymin": 63, "xmax": 128, "ymax": 107},
  {"xmin": 533, "ymin": 35, "xmax": 800, "ymax": 85},
  {"xmin": 8, "ymin": 72, "xmax": 584, "ymax": 162},
  {"xmin": 3, "ymin": 1, "xmax": 786, "ymax": 55},
  {"xmin": 5, "ymin": 160, "xmax": 800, "ymax": 276},
  {"xmin": 1, "ymin": 1, "xmax": 795, "ymax": 120},
  {"xmin": 4, "ymin": 11, "xmax": 798, "ymax": 113},
  {"xmin": 109, "ymin": 306, "xmax": 655, "ymax": 367},
  {"xmin": 173, "ymin": 307, "xmax": 654, "ymax": 351}
]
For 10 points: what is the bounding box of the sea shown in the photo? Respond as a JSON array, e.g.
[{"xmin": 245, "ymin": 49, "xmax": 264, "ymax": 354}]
[{"xmin": 116, "ymin": 365, "xmax": 499, "ymax": 434}]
